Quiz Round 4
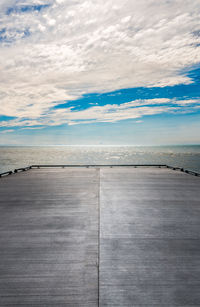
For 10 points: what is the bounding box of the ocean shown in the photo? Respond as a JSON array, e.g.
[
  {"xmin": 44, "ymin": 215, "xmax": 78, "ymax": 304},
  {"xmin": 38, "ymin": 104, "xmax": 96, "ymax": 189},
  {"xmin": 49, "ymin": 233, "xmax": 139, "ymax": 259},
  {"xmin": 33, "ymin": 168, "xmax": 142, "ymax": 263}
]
[{"xmin": 0, "ymin": 145, "xmax": 200, "ymax": 174}]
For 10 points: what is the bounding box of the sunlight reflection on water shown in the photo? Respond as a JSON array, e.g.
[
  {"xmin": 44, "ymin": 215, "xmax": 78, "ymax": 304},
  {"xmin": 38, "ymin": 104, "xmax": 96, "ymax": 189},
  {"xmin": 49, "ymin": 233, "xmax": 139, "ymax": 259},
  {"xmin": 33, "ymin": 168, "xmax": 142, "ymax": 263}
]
[{"xmin": 0, "ymin": 145, "xmax": 200, "ymax": 173}]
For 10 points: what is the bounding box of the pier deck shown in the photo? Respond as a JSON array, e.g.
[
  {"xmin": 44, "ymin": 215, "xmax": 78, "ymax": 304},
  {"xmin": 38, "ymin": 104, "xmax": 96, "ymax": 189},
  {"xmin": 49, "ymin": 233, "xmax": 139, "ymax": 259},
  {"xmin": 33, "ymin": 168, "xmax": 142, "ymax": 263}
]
[{"xmin": 0, "ymin": 166, "xmax": 200, "ymax": 306}]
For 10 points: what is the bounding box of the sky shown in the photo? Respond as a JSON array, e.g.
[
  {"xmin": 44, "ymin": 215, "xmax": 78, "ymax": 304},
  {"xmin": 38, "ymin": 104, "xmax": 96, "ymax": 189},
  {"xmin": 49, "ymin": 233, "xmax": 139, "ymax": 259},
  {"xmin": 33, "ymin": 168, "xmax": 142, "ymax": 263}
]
[{"xmin": 0, "ymin": 0, "xmax": 200, "ymax": 145}]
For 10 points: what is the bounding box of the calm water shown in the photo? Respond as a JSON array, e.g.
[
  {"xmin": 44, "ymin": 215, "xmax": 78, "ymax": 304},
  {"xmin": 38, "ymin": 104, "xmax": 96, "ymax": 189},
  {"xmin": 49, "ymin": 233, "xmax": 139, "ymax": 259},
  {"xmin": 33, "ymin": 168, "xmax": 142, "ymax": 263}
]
[{"xmin": 0, "ymin": 145, "xmax": 200, "ymax": 173}]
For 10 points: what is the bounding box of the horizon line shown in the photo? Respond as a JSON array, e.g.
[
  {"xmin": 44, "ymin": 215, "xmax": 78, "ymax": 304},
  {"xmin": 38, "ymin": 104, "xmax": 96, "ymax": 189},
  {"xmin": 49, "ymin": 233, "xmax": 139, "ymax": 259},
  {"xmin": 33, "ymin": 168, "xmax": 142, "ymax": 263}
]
[{"xmin": 0, "ymin": 144, "xmax": 200, "ymax": 147}]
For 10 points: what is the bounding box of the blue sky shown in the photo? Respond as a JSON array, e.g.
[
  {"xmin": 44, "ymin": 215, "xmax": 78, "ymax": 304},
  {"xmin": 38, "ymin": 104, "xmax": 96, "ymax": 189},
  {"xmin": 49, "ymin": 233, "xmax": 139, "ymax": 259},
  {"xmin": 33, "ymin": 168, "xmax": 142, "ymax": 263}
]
[{"xmin": 0, "ymin": 0, "xmax": 200, "ymax": 145}]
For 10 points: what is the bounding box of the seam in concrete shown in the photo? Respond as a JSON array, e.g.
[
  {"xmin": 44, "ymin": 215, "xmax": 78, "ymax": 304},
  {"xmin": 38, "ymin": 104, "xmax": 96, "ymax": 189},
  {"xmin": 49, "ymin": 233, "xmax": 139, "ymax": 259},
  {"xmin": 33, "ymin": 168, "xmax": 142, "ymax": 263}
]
[{"xmin": 97, "ymin": 167, "xmax": 100, "ymax": 307}]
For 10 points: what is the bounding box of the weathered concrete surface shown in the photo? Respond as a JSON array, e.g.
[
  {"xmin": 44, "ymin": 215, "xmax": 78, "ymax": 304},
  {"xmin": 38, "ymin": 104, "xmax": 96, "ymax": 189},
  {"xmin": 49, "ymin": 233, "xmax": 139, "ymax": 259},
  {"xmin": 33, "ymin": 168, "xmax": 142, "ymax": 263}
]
[
  {"xmin": 0, "ymin": 168, "xmax": 99, "ymax": 306},
  {"xmin": 100, "ymin": 167, "xmax": 200, "ymax": 306},
  {"xmin": 0, "ymin": 167, "xmax": 200, "ymax": 306}
]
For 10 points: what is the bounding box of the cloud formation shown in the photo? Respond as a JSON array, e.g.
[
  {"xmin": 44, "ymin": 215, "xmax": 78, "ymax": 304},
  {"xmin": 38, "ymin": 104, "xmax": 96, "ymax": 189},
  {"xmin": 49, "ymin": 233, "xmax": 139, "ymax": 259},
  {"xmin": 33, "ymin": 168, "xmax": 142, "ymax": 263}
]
[
  {"xmin": 0, "ymin": 98, "xmax": 200, "ymax": 128},
  {"xmin": 0, "ymin": 0, "xmax": 200, "ymax": 128},
  {"xmin": 0, "ymin": 129, "xmax": 14, "ymax": 133}
]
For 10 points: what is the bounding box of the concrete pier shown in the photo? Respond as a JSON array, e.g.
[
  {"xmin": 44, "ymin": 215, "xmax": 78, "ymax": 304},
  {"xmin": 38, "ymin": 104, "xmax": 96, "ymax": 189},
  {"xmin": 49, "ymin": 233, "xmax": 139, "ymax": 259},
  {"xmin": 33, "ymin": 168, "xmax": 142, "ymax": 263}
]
[{"xmin": 0, "ymin": 167, "xmax": 199, "ymax": 306}]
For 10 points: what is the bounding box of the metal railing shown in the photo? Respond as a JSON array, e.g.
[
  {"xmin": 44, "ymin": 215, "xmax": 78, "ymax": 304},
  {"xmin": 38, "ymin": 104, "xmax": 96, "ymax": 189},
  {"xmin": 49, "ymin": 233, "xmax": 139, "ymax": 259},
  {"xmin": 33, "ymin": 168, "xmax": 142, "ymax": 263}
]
[
  {"xmin": 0, "ymin": 164, "xmax": 199, "ymax": 178},
  {"xmin": 0, "ymin": 170, "xmax": 13, "ymax": 178},
  {"xmin": 166, "ymin": 165, "xmax": 200, "ymax": 176},
  {"xmin": 31, "ymin": 164, "xmax": 167, "ymax": 168}
]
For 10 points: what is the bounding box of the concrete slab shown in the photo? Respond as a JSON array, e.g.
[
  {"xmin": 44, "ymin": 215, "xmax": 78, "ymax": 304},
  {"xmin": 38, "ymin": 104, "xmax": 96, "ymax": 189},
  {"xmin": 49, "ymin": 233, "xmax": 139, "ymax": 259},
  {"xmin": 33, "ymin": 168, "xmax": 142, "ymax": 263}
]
[
  {"xmin": 0, "ymin": 166, "xmax": 200, "ymax": 306},
  {"xmin": 0, "ymin": 168, "xmax": 99, "ymax": 307},
  {"xmin": 100, "ymin": 167, "xmax": 200, "ymax": 306}
]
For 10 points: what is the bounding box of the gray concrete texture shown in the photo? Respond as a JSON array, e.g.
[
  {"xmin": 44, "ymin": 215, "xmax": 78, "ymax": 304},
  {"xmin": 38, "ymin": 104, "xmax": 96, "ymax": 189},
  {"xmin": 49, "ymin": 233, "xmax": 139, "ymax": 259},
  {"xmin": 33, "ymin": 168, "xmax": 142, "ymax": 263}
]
[{"xmin": 0, "ymin": 167, "xmax": 199, "ymax": 306}]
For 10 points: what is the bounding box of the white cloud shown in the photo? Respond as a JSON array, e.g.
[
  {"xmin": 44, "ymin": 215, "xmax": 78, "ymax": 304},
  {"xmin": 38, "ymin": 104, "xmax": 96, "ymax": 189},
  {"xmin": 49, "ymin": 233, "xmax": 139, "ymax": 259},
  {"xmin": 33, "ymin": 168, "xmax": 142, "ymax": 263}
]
[
  {"xmin": 20, "ymin": 126, "xmax": 45, "ymax": 130},
  {"xmin": 0, "ymin": 0, "xmax": 200, "ymax": 126},
  {"xmin": 44, "ymin": 98, "xmax": 199, "ymax": 125},
  {"xmin": 0, "ymin": 98, "xmax": 199, "ymax": 127},
  {"xmin": 0, "ymin": 129, "xmax": 14, "ymax": 133}
]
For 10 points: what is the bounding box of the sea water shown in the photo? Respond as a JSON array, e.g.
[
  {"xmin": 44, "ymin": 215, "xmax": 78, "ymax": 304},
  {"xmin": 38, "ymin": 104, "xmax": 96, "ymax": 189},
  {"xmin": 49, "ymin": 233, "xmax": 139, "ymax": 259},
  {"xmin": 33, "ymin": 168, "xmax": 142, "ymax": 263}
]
[{"xmin": 0, "ymin": 145, "xmax": 200, "ymax": 173}]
